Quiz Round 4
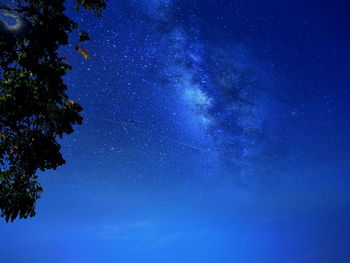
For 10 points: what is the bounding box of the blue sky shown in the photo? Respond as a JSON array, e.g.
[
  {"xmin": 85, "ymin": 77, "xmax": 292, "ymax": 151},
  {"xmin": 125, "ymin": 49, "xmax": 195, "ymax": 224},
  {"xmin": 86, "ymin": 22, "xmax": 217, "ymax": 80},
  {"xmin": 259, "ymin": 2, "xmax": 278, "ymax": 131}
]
[{"xmin": 1, "ymin": 0, "xmax": 350, "ymax": 262}]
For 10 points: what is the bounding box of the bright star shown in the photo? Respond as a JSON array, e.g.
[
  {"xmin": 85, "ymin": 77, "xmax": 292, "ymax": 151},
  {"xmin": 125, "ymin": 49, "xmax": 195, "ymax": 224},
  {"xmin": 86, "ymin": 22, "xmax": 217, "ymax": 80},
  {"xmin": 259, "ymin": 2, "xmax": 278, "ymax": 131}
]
[{"xmin": 1, "ymin": 9, "xmax": 22, "ymax": 31}]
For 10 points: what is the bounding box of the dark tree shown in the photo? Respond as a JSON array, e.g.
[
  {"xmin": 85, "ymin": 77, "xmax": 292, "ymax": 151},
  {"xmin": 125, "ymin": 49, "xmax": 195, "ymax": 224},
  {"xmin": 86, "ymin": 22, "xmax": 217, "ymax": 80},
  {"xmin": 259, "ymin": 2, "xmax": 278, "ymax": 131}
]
[{"xmin": 0, "ymin": 0, "xmax": 106, "ymax": 222}]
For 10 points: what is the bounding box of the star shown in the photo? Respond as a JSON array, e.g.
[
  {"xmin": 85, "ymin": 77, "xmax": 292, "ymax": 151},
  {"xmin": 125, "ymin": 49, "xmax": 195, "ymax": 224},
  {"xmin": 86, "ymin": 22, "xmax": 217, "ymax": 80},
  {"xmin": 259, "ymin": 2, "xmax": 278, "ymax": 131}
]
[{"xmin": 1, "ymin": 9, "xmax": 22, "ymax": 31}]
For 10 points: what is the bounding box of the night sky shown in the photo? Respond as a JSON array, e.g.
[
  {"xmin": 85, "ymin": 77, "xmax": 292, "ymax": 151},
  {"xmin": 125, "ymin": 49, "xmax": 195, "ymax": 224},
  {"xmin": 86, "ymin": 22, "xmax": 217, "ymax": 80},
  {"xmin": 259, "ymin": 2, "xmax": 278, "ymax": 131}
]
[{"xmin": 1, "ymin": 0, "xmax": 350, "ymax": 262}]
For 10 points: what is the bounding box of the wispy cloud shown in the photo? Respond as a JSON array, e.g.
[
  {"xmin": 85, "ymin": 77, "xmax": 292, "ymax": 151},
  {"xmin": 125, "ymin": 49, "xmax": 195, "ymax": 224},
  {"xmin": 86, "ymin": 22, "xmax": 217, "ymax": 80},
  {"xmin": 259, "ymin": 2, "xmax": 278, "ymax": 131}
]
[
  {"xmin": 98, "ymin": 221, "xmax": 151, "ymax": 240},
  {"xmin": 97, "ymin": 221, "xmax": 207, "ymax": 251}
]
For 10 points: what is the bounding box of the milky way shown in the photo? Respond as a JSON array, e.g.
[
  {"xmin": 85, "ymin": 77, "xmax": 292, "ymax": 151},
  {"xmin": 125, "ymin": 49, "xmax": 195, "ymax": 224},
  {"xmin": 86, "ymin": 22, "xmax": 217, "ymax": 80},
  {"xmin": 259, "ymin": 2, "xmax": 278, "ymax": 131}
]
[{"xmin": 133, "ymin": 1, "xmax": 284, "ymax": 185}]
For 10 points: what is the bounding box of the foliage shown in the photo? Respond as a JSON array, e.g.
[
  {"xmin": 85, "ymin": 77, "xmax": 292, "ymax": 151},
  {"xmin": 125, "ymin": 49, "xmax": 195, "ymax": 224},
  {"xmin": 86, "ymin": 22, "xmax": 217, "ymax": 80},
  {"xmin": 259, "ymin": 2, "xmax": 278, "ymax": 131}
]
[{"xmin": 0, "ymin": 0, "xmax": 106, "ymax": 222}]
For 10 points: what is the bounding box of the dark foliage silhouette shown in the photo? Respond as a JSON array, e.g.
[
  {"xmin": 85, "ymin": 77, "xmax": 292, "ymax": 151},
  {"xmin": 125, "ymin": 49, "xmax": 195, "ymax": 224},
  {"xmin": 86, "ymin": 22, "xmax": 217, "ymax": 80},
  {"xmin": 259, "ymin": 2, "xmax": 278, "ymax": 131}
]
[{"xmin": 0, "ymin": 0, "xmax": 106, "ymax": 222}]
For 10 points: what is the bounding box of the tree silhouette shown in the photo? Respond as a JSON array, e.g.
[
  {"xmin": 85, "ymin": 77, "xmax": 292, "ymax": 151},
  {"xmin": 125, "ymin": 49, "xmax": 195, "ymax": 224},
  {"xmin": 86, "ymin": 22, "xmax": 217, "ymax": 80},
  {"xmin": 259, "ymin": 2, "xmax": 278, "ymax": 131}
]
[{"xmin": 0, "ymin": 0, "xmax": 106, "ymax": 222}]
